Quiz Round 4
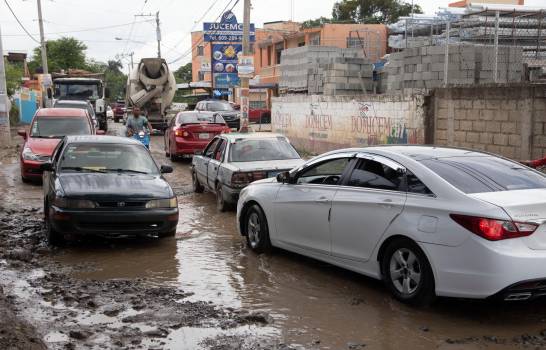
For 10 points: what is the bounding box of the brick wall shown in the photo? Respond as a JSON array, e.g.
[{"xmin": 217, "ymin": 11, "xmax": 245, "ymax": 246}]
[{"xmin": 433, "ymin": 85, "xmax": 546, "ymax": 160}]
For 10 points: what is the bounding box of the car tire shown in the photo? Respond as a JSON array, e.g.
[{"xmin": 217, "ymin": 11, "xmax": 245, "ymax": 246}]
[
  {"xmin": 192, "ymin": 170, "xmax": 204, "ymax": 193},
  {"xmin": 170, "ymin": 152, "xmax": 178, "ymax": 162},
  {"xmin": 216, "ymin": 183, "xmax": 229, "ymax": 212},
  {"xmin": 381, "ymin": 238, "xmax": 436, "ymax": 306},
  {"xmin": 244, "ymin": 204, "xmax": 272, "ymax": 254},
  {"xmin": 165, "ymin": 140, "xmax": 170, "ymax": 157},
  {"xmin": 21, "ymin": 176, "xmax": 31, "ymax": 184},
  {"xmin": 114, "ymin": 117, "xmax": 119, "ymax": 123},
  {"xmin": 45, "ymin": 210, "xmax": 64, "ymax": 246}
]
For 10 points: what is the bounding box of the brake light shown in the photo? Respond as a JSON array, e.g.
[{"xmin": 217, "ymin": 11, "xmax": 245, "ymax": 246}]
[
  {"xmin": 231, "ymin": 171, "xmax": 267, "ymax": 187},
  {"xmin": 450, "ymin": 214, "xmax": 538, "ymax": 241},
  {"xmin": 174, "ymin": 127, "xmax": 189, "ymax": 138},
  {"xmin": 222, "ymin": 128, "xmax": 231, "ymax": 134}
]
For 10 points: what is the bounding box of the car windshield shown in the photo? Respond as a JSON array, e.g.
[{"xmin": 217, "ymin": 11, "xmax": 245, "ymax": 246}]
[
  {"xmin": 208, "ymin": 102, "xmax": 233, "ymax": 112},
  {"xmin": 59, "ymin": 143, "xmax": 158, "ymax": 175},
  {"xmin": 30, "ymin": 117, "xmax": 91, "ymax": 138},
  {"xmin": 421, "ymin": 156, "xmax": 546, "ymax": 194},
  {"xmin": 177, "ymin": 113, "xmax": 226, "ymax": 125},
  {"xmin": 229, "ymin": 138, "xmax": 300, "ymax": 162},
  {"xmin": 55, "ymin": 83, "xmax": 100, "ymax": 99}
]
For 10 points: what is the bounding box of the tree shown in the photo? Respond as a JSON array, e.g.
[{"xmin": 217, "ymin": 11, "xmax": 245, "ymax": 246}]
[
  {"xmin": 29, "ymin": 37, "xmax": 88, "ymax": 73},
  {"xmin": 4, "ymin": 60, "xmax": 24, "ymax": 96},
  {"xmin": 174, "ymin": 63, "xmax": 192, "ymax": 84},
  {"xmin": 332, "ymin": 0, "xmax": 422, "ymax": 24},
  {"xmin": 301, "ymin": 17, "xmax": 333, "ymax": 29}
]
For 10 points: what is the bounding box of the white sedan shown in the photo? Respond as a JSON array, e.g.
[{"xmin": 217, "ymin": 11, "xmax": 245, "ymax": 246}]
[{"xmin": 236, "ymin": 146, "xmax": 546, "ymax": 305}]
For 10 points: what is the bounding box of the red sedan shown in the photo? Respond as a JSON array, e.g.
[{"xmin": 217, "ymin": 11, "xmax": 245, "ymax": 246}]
[
  {"xmin": 18, "ymin": 108, "xmax": 97, "ymax": 183},
  {"xmin": 164, "ymin": 111, "xmax": 230, "ymax": 161}
]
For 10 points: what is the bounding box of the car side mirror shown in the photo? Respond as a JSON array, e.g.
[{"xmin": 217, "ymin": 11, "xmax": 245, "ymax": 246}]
[
  {"xmin": 96, "ymin": 130, "xmax": 106, "ymax": 135},
  {"xmin": 17, "ymin": 129, "xmax": 27, "ymax": 139},
  {"xmin": 40, "ymin": 162, "xmax": 53, "ymax": 172},
  {"xmin": 160, "ymin": 165, "xmax": 173, "ymax": 174},
  {"xmin": 276, "ymin": 171, "xmax": 291, "ymax": 184}
]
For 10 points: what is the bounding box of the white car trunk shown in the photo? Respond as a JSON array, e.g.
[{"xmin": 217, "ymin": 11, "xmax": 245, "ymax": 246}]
[{"xmin": 470, "ymin": 189, "xmax": 546, "ymax": 250}]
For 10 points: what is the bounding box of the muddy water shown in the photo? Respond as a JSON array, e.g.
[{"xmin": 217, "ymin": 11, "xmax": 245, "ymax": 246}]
[{"xmin": 6, "ymin": 123, "xmax": 546, "ymax": 349}]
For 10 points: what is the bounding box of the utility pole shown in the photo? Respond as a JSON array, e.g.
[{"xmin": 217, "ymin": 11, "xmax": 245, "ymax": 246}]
[
  {"xmin": 135, "ymin": 12, "xmax": 161, "ymax": 58},
  {"xmin": 37, "ymin": 0, "xmax": 49, "ymax": 107},
  {"xmin": 239, "ymin": 0, "xmax": 251, "ymax": 133},
  {"xmin": 0, "ymin": 25, "xmax": 12, "ymax": 146}
]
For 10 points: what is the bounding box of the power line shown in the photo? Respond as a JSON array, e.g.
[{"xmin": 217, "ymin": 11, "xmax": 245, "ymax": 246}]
[
  {"xmin": 3, "ymin": 20, "xmax": 154, "ymax": 37},
  {"xmin": 3, "ymin": 0, "xmax": 40, "ymax": 43},
  {"xmin": 168, "ymin": 0, "xmax": 239, "ymax": 64}
]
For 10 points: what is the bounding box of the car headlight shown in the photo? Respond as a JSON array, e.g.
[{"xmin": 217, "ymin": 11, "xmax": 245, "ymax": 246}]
[
  {"xmin": 53, "ymin": 198, "xmax": 97, "ymax": 209},
  {"xmin": 22, "ymin": 146, "xmax": 49, "ymax": 162},
  {"xmin": 145, "ymin": 197, "xmax": 177, "ymax": 209}
]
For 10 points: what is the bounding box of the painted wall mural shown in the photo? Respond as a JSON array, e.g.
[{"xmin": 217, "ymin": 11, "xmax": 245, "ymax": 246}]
[{"xmin": 272, "ymin": 95, "xmax": 426, "ymax": 154}]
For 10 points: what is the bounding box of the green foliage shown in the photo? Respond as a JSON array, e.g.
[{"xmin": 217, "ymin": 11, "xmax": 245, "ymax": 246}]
[
  {"xmin": 87, "ymin": 59, "xmax": 127, "ymax": 100},
  {"xmin": 301, "ymin": 17, "xmax": 334, "ymax": 29},
  {"xmin": 332, "ymin": 0, "xmax": 422, "ymax": 24},
  {"xmin": 4, "ymin": 59, "xmax": 24, "ymax": 96},
  {"xmin": 174, "ymin": 63, "xmax": 192, "ymax": 84},
  {"xmin": 29, "ymin": 37, "xmax": 88, "ymax": 73}
]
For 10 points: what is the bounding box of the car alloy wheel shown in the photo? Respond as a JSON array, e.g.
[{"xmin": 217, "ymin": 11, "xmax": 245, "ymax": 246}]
[
  {"xmin": 244, "ymin": 204, "xmax": 272, "ymax": 253},
  {"xmin": 389, "ymin": 248, "xmax": 421, "ymax": 295},
  {"xmin": 382, "ymin": 239, "xmax": 435, "ymax": 305},
  {"xmin": 247, "ymin": 212, "xmax": 261, "ymax": 248}
]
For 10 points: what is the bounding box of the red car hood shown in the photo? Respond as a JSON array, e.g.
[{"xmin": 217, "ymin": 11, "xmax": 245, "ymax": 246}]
[{"xmin": 26, "ymin": 137, "xmax": 61, "ymax": 156}]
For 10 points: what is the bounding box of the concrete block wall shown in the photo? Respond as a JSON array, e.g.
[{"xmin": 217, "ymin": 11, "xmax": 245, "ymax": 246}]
[
  {"xmin": 386, "ymin": 45, "xmax": 524, "ymax": 92},
  {"xmin": 279, "ymin": 46, "xmax": 375, "ymax": 95},
  {"xmin": 433, "ymin": 85, "xmax": 546, "ymax": 160}
]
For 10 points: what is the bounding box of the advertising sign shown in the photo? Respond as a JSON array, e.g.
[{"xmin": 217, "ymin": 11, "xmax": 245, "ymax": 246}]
[
  {"xmin": 200, "ymin": 60, "xmax": 211, "ymax": 73},
  {"xmin": 237, "ymin": 55, "xmax": 254, "ymax": 78},
  {"xmin": 212, "ymin": 44, "xmax": 241, "ymax": 89},
  {"xmin": 204, "ymin": 11, "xmax": 255, "ymax": 42}
]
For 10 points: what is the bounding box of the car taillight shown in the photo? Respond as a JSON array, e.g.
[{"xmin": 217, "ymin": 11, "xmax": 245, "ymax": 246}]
[
  {"xmin": 222, "ymin": 127, "xmax": 231, "ymax": 134},
  {"xmin": 231, "ymin": 171, "xmax": 267, "ymax": 187},
  {"xmin": 174, "ymin": 127, "xmax": 189, "ymax": 138},
  {"xmin": 450, "ymin": 214, "xmax": 538, "ymax": 241}
]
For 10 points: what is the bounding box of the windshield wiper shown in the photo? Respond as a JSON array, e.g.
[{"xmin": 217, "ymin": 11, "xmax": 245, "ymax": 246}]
[
  {"xmin": 61, "ymin": 167, "xmax": 107, "ymax": 173},
  {"xmin": 105, "ymin": 169, "xmax": 149, "ymax": 174}
]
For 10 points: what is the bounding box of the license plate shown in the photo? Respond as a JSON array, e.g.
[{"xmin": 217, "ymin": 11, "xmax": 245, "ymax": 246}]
[{"xmin": 199, "ymin": 133, "xmax": 210, "ymax": 139}]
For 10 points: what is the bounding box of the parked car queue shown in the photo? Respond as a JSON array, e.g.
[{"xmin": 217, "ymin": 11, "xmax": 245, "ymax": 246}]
[{"xmin": 18, "ymin": 107, "xmax": 546, "ymax": 306}]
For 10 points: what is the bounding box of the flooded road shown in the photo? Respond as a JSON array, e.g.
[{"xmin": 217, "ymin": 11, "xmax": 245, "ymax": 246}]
[{"xmin": 3, "ymin": 122, "xmax": 546, "ymax": 349}]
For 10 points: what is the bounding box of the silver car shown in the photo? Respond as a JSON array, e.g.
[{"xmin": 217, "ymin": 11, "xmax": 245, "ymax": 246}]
[
  {"xmin": 191, "ymin": 133, "xmax": 304, "ymax": 211},
  {"xmin": 237, "ymin": 146, "xmax": 546, "ymax": 305}
]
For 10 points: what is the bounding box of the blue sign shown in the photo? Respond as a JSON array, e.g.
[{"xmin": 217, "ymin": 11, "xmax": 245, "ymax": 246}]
[
  {"xmin": 204, "ymin": 10, "xmax": 255, "ymax": 42},
  {"xmin": 213, "ymin": 89, "xmax": 232, "ymax": 97},
  {"xmin": 215, "ymin": 73, "xmax": 240, "ymax": 89},
  {"xmin": 212, "ymin": 44, "xmax": 241, "ymax": 74}
]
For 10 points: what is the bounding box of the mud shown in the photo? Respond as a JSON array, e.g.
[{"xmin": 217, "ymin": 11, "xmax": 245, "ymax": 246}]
[{"xmin": 3, "ymin": 122, "xmax": 546, "ymax": 349}]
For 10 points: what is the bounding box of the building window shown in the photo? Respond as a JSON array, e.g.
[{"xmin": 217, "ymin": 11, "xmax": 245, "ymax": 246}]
[
  {"xmin": 197, "ymin": 45, "xmax": 204, "ymax": 56},
  {"xmin": 275, "ymin": 42, "xmax": 284, "ymax": 64},
  {"xmin": 198, "ymin": 71, "xmax": 205, "ymax": 81},
  {"xmin": 249, "ymin": 43, "xmax": 254, "ymax": 53},
  {"xmin": 267, "ymin": 47, "xmax": 272, "ymax": 66},
  {"xmin": 309, "ymin": 33, "xmax": 320, "ymax": 46},
  {"xmin": 298, "ymin": 41, "xmax": 305, "ymax": 47},
  {"xmin": 347, "ymin": 37, "xmax": 364, "ymax": 49}
]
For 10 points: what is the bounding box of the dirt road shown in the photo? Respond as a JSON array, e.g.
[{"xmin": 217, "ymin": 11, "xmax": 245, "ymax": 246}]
[{"xmin": 3, "ymin": 122, "xmax": 546, "ymax": 349}]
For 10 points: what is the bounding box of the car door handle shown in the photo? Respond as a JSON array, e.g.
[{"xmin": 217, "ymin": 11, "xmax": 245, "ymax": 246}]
[
  {"xmin": 379, "ymin": 199, "xmax": 394, "ymax": 208},
  {"xmin": 314, "ymin": 197, "xmax": 330, "ymax": 203}
]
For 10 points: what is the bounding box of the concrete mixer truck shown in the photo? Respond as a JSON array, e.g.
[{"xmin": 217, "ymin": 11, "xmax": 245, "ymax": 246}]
[{"xmin": 126, "ymin": 58, "xmax": 176, "ymax": 131}]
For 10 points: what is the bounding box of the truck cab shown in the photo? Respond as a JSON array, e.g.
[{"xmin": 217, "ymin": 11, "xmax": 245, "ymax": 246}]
[{"xmin": 53, "ymin": 77, "xmax": 109, "ymax": 131}]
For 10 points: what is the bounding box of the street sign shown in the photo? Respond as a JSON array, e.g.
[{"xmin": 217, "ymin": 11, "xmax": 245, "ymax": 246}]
[
  {"xmin": 237, "ymin": 55, "xmax": 254, "ymax": 78},
  {"xmin": 203, "ymin": 11, "xmax": 255, "ymax": 43},
  {"xmin": 213, "ymin": 89, "xmax": 232, "ymax": 97},
  {"xmin": 214, "ymin": 73, "xmax": 240, "ymax": 89}
]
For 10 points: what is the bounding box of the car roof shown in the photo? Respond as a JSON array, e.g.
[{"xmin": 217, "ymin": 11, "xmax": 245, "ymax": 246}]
[
  {"xmin": 54, "ymin": 100, "xmax": 90, "ymax": 105},
  {"xmin": 35, "ymin": 108, "xmax": 88, "ymax": 117},
  {"xmin": 64, "ymin": 135, "xmax": 142, "ymax": 145},
  {"xmin": 220, "ymin": 132, "xmax": 287, "ymax": 141},
  {"xmin": 176, "ymin": 111, "xmax": 216, "ymax": 116},
  {"xmin": 322, "ymin": 145, "xmax": 491, "ymax": 161}
]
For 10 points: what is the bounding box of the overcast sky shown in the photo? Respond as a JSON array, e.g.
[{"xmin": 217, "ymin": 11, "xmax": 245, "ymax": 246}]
[{"xmin": 1, "ymin": 0, "xmax": 545, "ymax": 71}]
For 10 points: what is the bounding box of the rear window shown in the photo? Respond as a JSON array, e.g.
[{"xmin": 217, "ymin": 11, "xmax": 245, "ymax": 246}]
[
  {"xmin": 31, "ymin": 117, "xmax": 91, "ymax": 138},
  {"xmin": 421, "ymin": 156, "xmax": 546, "ymax": 194},
  {"xmin": 229, "ymin": 138, "xmax": 300, "ymax": 162},
  {"xmin": 177, "ymin": 113, "xmax": 225, "ymax": 125}
]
